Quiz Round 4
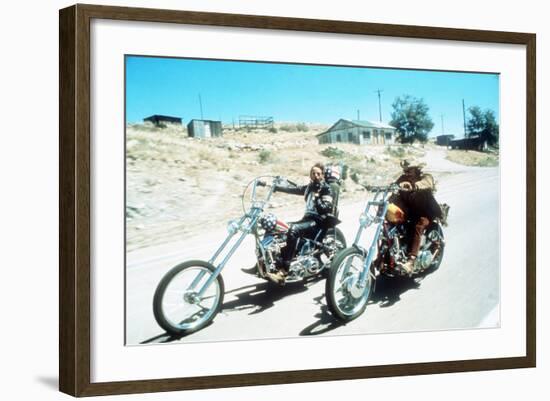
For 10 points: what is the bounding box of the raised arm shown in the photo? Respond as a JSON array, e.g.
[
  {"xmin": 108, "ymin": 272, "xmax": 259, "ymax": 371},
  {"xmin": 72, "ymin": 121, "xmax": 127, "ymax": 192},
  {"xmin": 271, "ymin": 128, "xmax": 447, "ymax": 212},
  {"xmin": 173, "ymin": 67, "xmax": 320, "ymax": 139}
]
[{"xmin": 273, "ymin": 183, "xmax": 307, "ymax": 196}]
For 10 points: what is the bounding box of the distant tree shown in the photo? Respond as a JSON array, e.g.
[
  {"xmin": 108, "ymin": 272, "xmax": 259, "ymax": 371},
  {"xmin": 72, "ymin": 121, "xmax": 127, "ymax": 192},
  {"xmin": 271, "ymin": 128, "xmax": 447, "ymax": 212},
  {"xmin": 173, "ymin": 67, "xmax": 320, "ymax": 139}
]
[
  {"xmin": 390, "ymin": 95, "xmax": 434, "ymax": 143},
  {"xmin": 466, "ymin": 106, "xmax": 499, "ymax": 146}
]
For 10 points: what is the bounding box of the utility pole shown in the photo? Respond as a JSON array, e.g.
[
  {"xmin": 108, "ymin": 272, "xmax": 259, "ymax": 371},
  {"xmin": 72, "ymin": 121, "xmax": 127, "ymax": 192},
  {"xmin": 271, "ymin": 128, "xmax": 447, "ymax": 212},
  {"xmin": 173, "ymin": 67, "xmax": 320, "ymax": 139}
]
[
  {"xmin": 441, "ymin": 114, "xmax": 445, "ymax": 134},
  {"xmin": 462, "ymin": 99, "xmax": 467, "ymax": 137},
  {"xmin": 357, "ymin": 109, "xmax": 360, "ymax": 121},
  {"xmin": 375, "ymin": 89, "xmax": 383, "ymax": 122},
  {"xmin": 199, "ymin": 94, "xmax": 204, "ymax": 120}
]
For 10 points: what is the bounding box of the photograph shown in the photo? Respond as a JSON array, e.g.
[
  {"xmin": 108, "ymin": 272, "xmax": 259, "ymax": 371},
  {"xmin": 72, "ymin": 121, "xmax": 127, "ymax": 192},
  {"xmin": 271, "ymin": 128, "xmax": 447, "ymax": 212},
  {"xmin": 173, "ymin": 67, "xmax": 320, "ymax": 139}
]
[{"xmin": 124, "ymin": 56, "xmax": 501, "ymax": 345}]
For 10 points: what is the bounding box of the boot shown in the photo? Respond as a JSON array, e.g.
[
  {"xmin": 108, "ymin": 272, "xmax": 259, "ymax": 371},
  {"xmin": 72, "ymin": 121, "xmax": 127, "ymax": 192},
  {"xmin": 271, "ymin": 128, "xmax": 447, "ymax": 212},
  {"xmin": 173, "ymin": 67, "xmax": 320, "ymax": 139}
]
[
  {"xmin": 266, "ymin": 270, "xmax": 287, "ymax": 285},
  {"xmin": 401, "ymin": 257, "xmax": 416, "ymax": 276}
]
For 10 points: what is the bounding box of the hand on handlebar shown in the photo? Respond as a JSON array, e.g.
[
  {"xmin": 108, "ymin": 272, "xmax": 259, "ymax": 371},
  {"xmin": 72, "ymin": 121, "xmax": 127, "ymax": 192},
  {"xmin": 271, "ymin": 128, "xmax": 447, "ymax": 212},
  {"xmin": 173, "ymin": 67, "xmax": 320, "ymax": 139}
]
[
  {"xmin": 364, "ymin": 183, "xmax": 401, "ymax": 193},
  {"xmin": 399, "ymin": 181, "xmax": 413, "ymax": 192}
]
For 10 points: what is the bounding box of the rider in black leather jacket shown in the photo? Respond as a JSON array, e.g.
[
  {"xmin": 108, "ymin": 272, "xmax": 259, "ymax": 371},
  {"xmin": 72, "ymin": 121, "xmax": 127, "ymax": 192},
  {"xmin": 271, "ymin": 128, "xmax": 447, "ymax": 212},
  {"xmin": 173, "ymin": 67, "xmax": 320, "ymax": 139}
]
[{"xmin": 272, "ymin": 163, "xmax": 336, "ymax": 279}]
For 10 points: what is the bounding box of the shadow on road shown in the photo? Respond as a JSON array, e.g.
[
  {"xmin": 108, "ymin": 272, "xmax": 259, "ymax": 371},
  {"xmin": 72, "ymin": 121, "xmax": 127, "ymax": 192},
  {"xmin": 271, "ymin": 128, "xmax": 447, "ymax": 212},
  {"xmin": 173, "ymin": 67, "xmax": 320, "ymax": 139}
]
[
  {"xmin": 300, "ymin": 294, "xmax": 346, "ymax": 336},
  {"xmin": 369, "ymin": 273, "xmax": 435, "ymax": 307},
  {"xmin": 300, "ymin": 269, "xmax": 439, "ymax": 336},
  {"xmin": 141, "ymin": 277, "xmax": 320, "ymax": 344},
  {"xmin": 140, "ymin": 320, "xmax": 217, "ymax": 344},
  {"xmin": 222, "ymin": 279, "xmax": 312, "ymax": 315}
]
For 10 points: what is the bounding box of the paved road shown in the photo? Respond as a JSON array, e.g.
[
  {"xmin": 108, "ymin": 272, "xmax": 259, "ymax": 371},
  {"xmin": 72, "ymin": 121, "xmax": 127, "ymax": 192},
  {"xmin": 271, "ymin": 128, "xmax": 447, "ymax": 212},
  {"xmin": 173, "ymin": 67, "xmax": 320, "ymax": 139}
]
[{"xmin": 126, "ymin": 154, "xmax": 499, "ymax": 345}]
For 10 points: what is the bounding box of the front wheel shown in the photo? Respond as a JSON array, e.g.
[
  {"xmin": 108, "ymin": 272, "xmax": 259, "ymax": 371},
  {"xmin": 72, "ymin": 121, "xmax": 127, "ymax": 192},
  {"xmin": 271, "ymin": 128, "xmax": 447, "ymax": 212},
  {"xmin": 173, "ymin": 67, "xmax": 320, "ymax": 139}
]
[
  {"xmin": 325, "ymin": 247, "xmax": 373, "ymax": 322},
  {"xmin": 153, "ymin": 260, "xmax": 224, "ymax": 336}
]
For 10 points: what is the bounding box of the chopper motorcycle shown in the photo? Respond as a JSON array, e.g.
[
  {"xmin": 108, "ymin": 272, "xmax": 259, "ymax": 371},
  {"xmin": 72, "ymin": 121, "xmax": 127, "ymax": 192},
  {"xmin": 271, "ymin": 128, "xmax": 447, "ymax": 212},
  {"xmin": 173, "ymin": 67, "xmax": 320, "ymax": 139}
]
[
  {"xmin": 325, "ymin": 183, "xmax": 447, "ymax": 322},
  {"xmin": 153, "ymin": 175, "xmax": 346, "ymax": 335}
]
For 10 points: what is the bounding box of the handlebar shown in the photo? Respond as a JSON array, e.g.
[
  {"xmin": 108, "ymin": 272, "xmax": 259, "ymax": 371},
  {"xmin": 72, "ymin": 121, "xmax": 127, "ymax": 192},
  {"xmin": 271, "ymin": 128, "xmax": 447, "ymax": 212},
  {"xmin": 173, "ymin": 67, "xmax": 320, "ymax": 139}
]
[
  {"xmin": 256, "ymin": 176, "xmax": 294, "ymax": 189},
  {"xmin": 241, "ymin": 176, "xmax": 289, "ymax": 214},
  {"xmin": 364, "ymin": 183, "xmax": 400, "ymax": 193}
]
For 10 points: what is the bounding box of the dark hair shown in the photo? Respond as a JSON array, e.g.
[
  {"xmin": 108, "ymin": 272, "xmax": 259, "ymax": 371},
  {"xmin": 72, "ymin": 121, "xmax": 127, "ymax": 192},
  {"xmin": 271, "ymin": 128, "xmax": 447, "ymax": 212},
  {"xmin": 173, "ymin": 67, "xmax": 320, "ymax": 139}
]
[{"xmin": 311, "ymin": 162, "xmax": 325, "ymax": 172}]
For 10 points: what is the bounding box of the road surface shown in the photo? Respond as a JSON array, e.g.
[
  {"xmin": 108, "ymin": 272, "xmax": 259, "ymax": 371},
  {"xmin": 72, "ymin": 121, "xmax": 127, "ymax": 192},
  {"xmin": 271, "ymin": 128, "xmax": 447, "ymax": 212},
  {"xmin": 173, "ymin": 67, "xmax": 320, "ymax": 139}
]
[{"xmin": 126, "ymin": 151, "xmax": 500, "ymax": 345}]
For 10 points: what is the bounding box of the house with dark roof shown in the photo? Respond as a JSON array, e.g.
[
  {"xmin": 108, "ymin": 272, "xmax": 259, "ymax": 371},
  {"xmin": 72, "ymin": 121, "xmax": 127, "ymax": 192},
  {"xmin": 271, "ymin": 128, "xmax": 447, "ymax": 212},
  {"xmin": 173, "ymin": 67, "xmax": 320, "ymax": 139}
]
[
  {"xmin": 143, "ymin": 115, "xmax": 182, "ymax": 126},
  {"xmin": 436, "ymin": 134, "xmax": 455, "ymax": 146},
  {"xmin": 449, "ymin": 135, "xmax": 488, "ymax": 151},
  {"xmin": 316, "ymin": 119, "xmax": 397, "ymax": 145}
]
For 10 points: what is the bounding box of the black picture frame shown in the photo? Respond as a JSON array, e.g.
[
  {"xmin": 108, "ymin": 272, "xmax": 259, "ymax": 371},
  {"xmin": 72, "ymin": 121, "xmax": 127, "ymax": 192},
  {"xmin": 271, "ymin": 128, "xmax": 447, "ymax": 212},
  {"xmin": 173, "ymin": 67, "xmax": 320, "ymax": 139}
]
[{"xmin": 59, "ymin": 3, "xmax": 536, "ymax": 397}]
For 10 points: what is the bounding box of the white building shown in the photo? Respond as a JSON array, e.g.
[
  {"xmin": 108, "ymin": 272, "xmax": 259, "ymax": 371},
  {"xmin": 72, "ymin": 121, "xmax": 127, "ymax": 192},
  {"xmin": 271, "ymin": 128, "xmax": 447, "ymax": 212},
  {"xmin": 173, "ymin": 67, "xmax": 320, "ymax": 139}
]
[{"xmin": 317, "ymin": 119, "xmax": 397, "ymax": 145}]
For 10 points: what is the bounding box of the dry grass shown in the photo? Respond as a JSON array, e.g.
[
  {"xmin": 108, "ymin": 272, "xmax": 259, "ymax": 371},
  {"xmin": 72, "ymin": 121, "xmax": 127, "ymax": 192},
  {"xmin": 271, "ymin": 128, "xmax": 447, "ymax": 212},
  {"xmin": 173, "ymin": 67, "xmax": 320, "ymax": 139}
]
[
  {"xmin": 125, "ymin": 123, "xmax": 426, "ymax": 250},
  {"xmin": 446, "ymin": 149, "xmax": 499, "ymax": 167}
]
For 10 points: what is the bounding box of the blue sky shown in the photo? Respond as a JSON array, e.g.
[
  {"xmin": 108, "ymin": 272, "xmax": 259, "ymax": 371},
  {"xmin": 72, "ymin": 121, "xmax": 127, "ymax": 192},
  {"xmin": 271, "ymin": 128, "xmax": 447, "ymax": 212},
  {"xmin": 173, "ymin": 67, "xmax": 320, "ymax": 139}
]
[{"xmin": 126, "ymin": 55, "xmax": 499, "ymax": 138}]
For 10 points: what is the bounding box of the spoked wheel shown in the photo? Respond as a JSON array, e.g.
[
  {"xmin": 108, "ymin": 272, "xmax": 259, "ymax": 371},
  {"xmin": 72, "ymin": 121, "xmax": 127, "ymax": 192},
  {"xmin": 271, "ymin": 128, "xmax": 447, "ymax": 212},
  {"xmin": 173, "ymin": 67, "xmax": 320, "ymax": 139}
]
[
  {"xmin": 153, "ymin": 260, "xmax": 224, "ymax": 336},
  {"xmin": 325, "ymin": 247, "xmax": 373, "ymax": 322},
  {"xmin": 427, "ymin": 224, "xmax": 445, "ymax": 272}
]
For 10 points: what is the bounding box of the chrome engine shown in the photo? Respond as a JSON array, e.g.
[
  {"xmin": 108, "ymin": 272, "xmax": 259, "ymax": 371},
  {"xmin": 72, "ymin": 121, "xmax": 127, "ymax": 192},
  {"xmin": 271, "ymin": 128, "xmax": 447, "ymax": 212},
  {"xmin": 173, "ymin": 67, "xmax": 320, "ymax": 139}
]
[
  {"xmin": 258, "ymin": 235, "xmax": 285, "ymax": 272},
  {"xmin": 416, "ymin": 228, "xmax": 443, "ymax": 270},
  {"xmin": 258, "ymin": 233, "xmax": 323, "ymax": 282},
  {"xmin": 388, "ymin": 228, "xmax": 408, "ymax": 264},
  {"xmin": 287, "ymin": 255, "xmax": 321, "ymax": 281}
]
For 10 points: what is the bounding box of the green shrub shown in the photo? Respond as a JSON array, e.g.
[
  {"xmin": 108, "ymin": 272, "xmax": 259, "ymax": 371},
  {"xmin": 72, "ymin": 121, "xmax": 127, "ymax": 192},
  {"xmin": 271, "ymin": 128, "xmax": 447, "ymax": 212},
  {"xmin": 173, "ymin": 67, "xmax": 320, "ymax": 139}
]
[
  {"xmin": 385, "ymin": 145, "xmax": 406, "ymax": 158},
  {"xmin": 320, "ymin": 146, "xmax": 346, "ymax": 159},
  {"xmin": 259, "ymin": 150, "xmax": 274, "ymax": 164},
  {"xmin": 279, "ymin": 124, "xmax": 293, "ymax": 132},
  {"xmin": 279, "ymin": 123, "xmax": 308, "ymax": 132},
  {"xmin": 296, "ymin": 122, "xmax": 308, "ymax": 132}
]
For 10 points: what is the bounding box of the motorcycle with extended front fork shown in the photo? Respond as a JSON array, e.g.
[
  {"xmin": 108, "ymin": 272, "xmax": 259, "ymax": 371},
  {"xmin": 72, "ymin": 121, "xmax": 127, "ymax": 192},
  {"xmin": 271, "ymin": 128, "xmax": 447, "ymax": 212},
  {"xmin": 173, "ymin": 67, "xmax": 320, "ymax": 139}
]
[
  {"xmin": 153, "ymin": 175, "xmax": 346, "ymax": 336},
  {"xmin": 325, "ymin": 183, "xmax": 447, "ymax": 322}
]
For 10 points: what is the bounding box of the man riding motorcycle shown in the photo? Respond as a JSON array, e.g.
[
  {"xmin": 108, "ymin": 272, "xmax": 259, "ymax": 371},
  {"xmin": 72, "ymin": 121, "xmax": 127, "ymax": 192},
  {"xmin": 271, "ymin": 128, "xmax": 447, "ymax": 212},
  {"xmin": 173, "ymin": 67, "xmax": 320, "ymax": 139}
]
[
  {"xmin": 390, "ymin": 160, "xmax": 445, "ymax": 275},
  {"xmin": 267, "ymin": 162, "xmax": 338, "ymax": 283}
]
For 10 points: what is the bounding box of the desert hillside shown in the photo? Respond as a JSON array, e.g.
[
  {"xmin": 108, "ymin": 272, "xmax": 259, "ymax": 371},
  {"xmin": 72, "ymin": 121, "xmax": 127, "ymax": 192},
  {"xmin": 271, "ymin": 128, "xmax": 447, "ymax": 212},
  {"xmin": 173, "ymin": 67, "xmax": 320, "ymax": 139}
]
[{"xmin": 126, "ymin": 122, "xmax": 429, "ymax": 250}]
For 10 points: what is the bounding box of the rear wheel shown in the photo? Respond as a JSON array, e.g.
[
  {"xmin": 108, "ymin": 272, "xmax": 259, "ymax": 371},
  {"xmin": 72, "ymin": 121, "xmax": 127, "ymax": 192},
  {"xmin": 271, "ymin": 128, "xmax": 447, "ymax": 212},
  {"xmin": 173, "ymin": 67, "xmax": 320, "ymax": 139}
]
[
  {"xmin": 153, "ymin": 260, "xmax": 224, "ymax": 336},
  {"xmin": 325, "ymin": 247, "xmax": 373, "ymax": 321}
]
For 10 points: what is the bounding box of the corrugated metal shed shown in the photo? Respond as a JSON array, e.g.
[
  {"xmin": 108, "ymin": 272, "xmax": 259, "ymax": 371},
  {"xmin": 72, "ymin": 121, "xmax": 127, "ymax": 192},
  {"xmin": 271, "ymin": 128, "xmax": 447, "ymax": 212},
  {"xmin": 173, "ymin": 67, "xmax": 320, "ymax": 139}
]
[{"xmin": 187, "ymin": 119, "xmax": 223, "ymax": 138}]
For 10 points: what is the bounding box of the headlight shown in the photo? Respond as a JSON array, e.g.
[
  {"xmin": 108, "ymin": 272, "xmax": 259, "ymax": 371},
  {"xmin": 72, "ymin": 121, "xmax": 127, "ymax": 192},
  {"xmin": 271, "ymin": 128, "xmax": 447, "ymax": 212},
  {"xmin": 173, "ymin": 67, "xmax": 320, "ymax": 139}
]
[{"xmin": 227, "ymin": 219, "xmax": 240, "ymax": 234}]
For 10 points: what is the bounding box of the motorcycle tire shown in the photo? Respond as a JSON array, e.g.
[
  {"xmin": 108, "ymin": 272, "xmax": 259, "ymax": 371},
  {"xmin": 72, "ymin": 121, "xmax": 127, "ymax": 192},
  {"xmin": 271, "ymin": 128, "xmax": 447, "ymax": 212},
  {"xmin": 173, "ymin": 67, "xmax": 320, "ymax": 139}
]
[
  {"xmin": 427, "ymin": 224, "xmax": 445, "ymax": 272},
  {"xmin": 326, "ymin": 247, "xmax": 373, "ymax": 322},
  {"xmin": 153, "ymin": 260, "xmax": 224, "ymax": 336}
]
